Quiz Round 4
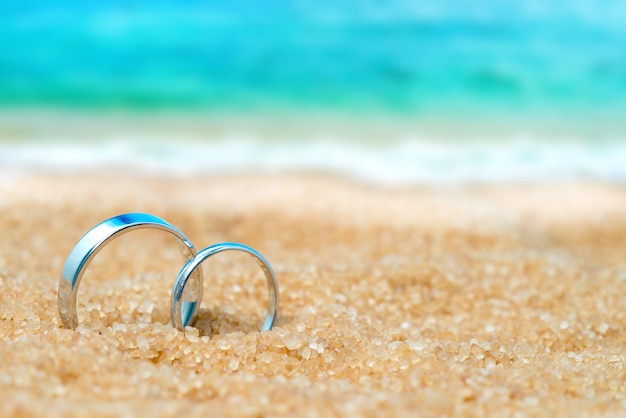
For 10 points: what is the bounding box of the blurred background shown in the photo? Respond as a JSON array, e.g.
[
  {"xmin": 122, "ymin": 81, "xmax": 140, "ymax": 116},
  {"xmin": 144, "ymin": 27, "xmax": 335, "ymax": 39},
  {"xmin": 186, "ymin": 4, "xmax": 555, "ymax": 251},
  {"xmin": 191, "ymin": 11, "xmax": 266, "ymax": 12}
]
[{"xmin": 0, "ymin": 0, "xmax": 625, "ymax": 183}]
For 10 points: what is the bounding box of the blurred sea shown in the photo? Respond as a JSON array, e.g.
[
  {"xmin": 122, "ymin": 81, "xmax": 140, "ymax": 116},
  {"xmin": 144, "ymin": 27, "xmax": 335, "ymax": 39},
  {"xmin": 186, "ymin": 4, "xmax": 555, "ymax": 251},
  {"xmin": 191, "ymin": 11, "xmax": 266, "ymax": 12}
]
[{"xmin": 0, "ymin": 0, "xmax": 625, "ymax": 183}]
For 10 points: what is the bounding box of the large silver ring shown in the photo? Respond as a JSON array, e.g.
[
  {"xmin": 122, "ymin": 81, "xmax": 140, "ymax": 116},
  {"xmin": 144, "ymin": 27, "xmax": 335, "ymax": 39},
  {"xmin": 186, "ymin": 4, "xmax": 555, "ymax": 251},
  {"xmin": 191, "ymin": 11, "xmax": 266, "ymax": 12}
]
[
  {"xmin": 171, "ymin": 242, "xmax": 279, "ymax": 331},
  {"xmin": 58, "ymin": 213, "xmax": 203, "ymax": 329}
]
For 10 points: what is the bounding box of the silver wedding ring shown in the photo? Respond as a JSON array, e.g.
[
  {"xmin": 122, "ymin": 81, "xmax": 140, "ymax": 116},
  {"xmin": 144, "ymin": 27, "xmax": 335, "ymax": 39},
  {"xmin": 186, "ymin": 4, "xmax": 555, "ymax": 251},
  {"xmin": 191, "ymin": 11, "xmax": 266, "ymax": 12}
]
[
  {"xmin": 58, "ymin": 213, "xmax": 203, "ymax": 329},
  {"xmin": 59, "ymin": 213, "xmax": 279, "ymax": 333},
  {"xmin": 171, "ymin": 242, "xmax": 279, "ymax": 331}
]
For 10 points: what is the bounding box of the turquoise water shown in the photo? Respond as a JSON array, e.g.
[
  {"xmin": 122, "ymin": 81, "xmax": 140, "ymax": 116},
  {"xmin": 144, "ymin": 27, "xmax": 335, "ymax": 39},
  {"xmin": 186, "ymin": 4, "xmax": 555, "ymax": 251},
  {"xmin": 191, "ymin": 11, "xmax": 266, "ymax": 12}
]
[
  {"xmin": 1, "ymin": 0, "xmax": 625, "ymax": 118},
  {"xmin": 1, "ymin": 1, "xmax": 625, "ymax": 182}
]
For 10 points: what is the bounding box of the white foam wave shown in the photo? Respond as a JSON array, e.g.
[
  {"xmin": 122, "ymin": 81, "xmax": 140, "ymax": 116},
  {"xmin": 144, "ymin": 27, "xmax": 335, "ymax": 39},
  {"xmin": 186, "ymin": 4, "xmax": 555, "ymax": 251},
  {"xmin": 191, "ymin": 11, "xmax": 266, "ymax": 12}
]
[{"xmin": 1, "ymin": 138, "xmax": 625, "ymax": 184}]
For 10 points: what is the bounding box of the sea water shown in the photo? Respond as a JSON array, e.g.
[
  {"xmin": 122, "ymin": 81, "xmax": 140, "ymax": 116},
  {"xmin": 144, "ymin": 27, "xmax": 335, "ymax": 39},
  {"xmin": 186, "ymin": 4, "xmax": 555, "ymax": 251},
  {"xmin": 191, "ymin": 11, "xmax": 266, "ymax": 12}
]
[{"xmin": 0, "ymin": 0, "xmax": 625, "ymax": 183}]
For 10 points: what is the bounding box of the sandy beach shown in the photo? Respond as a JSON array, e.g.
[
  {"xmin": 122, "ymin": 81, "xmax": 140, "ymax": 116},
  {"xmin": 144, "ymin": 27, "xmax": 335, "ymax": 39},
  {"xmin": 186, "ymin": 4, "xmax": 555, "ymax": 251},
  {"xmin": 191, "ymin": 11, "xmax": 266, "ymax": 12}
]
[{"xmin": 0, "ymin": 172, "xmax": 625, "ymax": 416}]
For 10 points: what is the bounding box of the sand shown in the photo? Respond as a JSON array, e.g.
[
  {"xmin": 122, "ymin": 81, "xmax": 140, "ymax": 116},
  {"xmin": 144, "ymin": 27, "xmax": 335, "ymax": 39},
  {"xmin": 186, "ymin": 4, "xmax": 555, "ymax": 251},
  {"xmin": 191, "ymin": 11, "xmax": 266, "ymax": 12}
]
[{"xmin": 0, "ymin": 172, "xmax": 625, "ymax": 417}]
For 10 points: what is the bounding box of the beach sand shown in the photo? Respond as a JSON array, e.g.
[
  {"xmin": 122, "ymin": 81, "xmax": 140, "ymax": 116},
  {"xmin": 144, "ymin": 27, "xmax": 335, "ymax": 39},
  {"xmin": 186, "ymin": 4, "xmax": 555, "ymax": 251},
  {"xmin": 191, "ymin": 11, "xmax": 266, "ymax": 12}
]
[{"xmin": 0, "ymin": 172, "xmax": 625, "ymax": 416}]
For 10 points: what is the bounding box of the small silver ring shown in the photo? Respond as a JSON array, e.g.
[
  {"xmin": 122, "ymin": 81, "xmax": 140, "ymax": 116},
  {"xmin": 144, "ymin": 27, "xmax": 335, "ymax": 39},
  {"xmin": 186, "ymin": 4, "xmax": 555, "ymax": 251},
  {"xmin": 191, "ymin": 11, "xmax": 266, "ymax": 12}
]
[
  {"xmin": 171, "ymin": 242, "xmax": 279, "ymax": 331},
  {"xmin": 58, "ymin": 213, "xmax": 203, "ymax": 329}
]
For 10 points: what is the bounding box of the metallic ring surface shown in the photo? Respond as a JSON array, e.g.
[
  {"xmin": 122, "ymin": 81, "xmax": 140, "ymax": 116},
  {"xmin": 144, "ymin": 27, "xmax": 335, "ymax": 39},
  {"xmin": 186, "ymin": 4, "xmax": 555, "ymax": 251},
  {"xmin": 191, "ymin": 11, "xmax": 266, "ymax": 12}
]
[
  {"xmin": 171, "ymin": 242, "xmax": 279, "ymax": 332},
  {"xmin": 58, "ymin": 213, "xmax": 203, "ymax": 329}
]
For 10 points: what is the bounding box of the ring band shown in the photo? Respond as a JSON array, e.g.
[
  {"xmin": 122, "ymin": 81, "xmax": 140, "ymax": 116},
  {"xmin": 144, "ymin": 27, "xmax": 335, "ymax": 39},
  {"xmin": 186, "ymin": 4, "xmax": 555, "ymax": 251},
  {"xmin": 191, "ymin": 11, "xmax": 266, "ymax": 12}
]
[
  {"xmin": 58, "ymin": 213, "xmax": 203, "ymax": 329},
  {"xmin": 171, "ymin": 242, "xmax": 279, "ymax": 331}
]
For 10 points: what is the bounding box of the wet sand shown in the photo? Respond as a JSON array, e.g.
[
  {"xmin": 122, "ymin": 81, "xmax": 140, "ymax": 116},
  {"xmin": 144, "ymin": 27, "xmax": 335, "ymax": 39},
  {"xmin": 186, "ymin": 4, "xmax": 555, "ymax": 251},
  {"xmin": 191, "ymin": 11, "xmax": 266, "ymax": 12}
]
[{"xmin": 0, "ymin": 173, "xmax": 625, "ymax": 416}]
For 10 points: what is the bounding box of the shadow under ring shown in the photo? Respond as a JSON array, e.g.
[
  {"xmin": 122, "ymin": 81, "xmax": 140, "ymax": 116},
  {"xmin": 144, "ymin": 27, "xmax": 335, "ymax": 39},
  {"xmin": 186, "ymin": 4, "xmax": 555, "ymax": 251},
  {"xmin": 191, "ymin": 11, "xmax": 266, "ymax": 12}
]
[
  {"xmin": 58, "ymin": 213, "xmax": 203, "ymax": 329},
  {"xmin": 170, "ymin": 242, "xmax": 279, "ymax": 332}
]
